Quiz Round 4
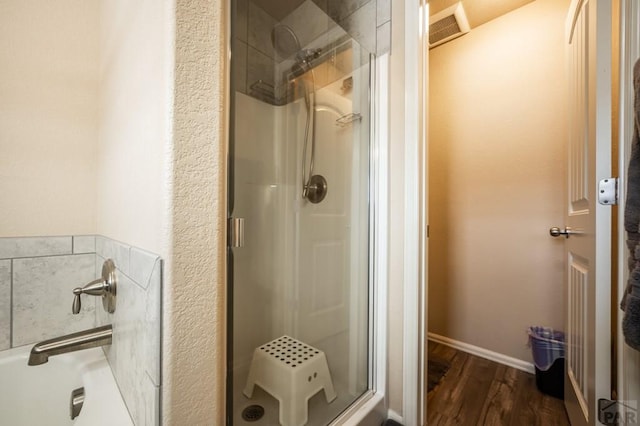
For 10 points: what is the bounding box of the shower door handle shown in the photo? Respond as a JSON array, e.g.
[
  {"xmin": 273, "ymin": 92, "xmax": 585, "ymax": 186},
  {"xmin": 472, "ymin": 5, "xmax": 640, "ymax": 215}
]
[{"xmin": 228, "ymin": 218, "xmax": 245, "ymax": 248}]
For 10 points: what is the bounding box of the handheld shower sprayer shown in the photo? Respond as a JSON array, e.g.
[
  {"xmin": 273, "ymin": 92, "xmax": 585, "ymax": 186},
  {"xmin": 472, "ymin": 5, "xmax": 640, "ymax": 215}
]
[{"xmin": 270, "ymin": 25, "xmax": 327, "ymax": 204}]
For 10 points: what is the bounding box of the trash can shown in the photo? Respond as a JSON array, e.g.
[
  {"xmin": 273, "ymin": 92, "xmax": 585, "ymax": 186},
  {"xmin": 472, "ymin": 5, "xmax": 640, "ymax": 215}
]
[{"xmin": 528, "ymin": 326, "xmax": 565, "ymax": 399}]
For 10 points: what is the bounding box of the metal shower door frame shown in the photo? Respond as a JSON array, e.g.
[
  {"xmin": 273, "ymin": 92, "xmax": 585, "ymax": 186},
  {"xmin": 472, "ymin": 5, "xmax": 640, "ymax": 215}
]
[{"xmin": 224, "ymin": 2, "xmax": 388, "ymax": 424}]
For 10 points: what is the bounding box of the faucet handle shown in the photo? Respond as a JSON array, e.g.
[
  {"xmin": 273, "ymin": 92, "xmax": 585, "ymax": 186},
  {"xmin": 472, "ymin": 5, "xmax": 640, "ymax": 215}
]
[
  {"xmin": 72, "ymin": 289, "xmax": 82, "ymax": 314},
  {"xmin": 71, "ymin": 259, "xmax": 117, "ymax": 315},
  {"xmin": 72, "ymin": 278, "xmax": 103, "ymax": 314}
]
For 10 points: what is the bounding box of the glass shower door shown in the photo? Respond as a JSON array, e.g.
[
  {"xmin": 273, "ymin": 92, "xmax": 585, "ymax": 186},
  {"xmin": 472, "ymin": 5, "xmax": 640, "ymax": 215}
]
[{"xmin": 228, "ymin": 1, "xmax": 373, "ymax": 424}]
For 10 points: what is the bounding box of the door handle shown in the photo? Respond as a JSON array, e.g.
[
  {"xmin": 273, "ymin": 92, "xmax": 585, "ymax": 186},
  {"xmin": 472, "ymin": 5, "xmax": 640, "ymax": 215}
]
[{"xmin": 549, "ymin": 226, "xmax": 574, "ymax": 238}]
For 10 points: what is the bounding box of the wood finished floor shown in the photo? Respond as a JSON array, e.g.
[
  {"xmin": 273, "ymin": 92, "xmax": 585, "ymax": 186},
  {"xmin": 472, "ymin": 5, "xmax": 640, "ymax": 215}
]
[{"xmin": 427, "ymin": 341, "xmax": 570, "ymax": 426}]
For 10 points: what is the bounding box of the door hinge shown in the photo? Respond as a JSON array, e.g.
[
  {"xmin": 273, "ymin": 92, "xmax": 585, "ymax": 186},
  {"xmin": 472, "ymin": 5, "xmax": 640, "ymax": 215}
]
[
  {"xmin": 598, "ymin": 398, "xmax": 638, "ymax": 425},
  {"xmin": 598, "ymin": 177, "xmax": 618, "ymax": 205},
  {"xmin": 228, "ymin": 217, "xmax": 245, "ymax": 248}
]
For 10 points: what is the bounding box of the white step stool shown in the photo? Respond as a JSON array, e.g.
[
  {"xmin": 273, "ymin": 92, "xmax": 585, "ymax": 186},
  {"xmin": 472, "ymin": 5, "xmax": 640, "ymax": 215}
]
[{"xmin": 243, "ymin": 336, "xmax": 337, "ymax": 426}]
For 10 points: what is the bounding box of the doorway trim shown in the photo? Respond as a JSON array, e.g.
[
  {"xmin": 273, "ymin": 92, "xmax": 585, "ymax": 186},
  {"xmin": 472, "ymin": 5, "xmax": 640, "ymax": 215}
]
[
  {"xmin": 401, "ymin": 0, "xmax": 429, "ymax": 424},
  {"xmin": 388, "ymin": 0, "xmax": 429, "ymax": 424}
]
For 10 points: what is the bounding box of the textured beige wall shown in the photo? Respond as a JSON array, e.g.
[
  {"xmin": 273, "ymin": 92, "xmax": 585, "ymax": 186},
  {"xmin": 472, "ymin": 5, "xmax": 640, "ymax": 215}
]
[
  {"xmin": 97, "ymin": 0, "xmax": 172, "ymax": 257},
  {"xmin": 428, "ymin": 0, "xmax": 569, "ymax": 362},
  {"xmin": 0, "ymin": 0, "xmax": 99, "ymax": 237},
  {"xmin": 98, "ymin": 0, "xmax": 227, "ymax": 423},
  {"xmin": 164, "ymin": 0, "xmax": 227, "ymax": 424},
  {"xmin": 2, "ymin": 0, "xmax": 226, "ymax": 422}
]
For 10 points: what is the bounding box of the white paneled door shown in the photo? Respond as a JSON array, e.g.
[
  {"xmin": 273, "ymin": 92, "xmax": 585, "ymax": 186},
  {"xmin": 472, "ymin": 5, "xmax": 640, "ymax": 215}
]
[{"xmin": 563, "ymin": 0, "xmax": 612, "ymax": 424}]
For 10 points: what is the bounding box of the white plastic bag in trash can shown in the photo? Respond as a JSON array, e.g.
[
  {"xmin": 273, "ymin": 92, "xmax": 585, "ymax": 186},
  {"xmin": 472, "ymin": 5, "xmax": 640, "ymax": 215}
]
[{"xmin": 527, "ymin": 326, "xmax": 565, "ymax": 371}]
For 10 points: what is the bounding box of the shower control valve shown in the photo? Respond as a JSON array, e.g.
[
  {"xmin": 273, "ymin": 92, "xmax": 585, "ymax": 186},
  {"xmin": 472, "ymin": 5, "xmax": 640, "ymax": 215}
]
[{"xmin": 305, "ymin": 174, "xmax": 328, "ymax": 204}]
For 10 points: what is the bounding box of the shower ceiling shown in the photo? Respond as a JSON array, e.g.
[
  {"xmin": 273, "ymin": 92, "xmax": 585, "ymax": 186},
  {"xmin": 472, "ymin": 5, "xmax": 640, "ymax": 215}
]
[
  {"xmin": 250, "ymin": 0, "xmax": 307, "ymax": 20},
  {"xmin": 429, "ymin": 0, "xmax": 535, "ymax": 28}
]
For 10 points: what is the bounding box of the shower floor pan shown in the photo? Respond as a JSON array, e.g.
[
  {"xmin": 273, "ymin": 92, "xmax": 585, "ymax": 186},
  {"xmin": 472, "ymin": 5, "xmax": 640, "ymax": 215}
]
[{"xmin": 233, "ymin": 366, "xmax": 356, "ymax": 426}]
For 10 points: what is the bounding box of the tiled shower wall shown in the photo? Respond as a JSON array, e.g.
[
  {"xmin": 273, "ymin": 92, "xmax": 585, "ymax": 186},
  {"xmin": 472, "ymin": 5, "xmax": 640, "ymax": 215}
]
[
  {"xmin": 319, "ymin": 0, "xmax": 391, "ymax": 54},
  {"xmin": 0, "ymin": 236, "xmax": 97, "ymax": 349},
  {"xmin": 95, "ymin": 236, "xmax": 162, "ymax": 426},
  {"xmin": 0, "ymin": 235, "xmax": 162, "ymax": 426},
  {"xmin": 234, "ymin": 0, "xmax": 390, "ymax": 95}
]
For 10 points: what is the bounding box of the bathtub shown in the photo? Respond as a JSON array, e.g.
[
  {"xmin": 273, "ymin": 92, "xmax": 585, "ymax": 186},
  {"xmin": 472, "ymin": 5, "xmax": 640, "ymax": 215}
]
[{"xmin": 0, "ymin": 344, "xmax": 132, "ymax": 426}]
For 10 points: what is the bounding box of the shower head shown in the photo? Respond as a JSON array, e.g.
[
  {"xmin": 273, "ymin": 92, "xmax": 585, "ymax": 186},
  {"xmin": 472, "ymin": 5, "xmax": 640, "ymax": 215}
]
[
  {"xmin": 272, "ymin": 25, "xmax": 322, "ymax": 65},
  {"xmin": 271, "ymin": 24, "xmax": 301, "ymax": 59}
]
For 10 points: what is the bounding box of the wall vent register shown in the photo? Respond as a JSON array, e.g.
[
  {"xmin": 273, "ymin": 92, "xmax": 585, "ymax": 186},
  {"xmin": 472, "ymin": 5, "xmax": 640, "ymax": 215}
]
[{"xmin": 429, "ymin": 2, "xmax": 470, "ymax": 48}]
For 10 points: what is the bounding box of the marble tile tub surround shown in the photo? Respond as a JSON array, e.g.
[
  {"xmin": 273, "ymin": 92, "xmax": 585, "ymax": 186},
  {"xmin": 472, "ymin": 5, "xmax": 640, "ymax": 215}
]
[
  {"xmin": 0, "ymin": 235, "xmax": 98, "ymax": 350},
  {"xmin": 95, "ymin": 236, "xmax": 162, "ymax": 426},
  {"xmin": 234, "ymin": 0, "xmax": 391, "ymax": 97},
  {"xmin": 0, "ymin": 235, "xmax": 163, "ymax": 426},
  {"xmin": 0, "ymin": 261, "xmax": 10, "ymax": 350}
]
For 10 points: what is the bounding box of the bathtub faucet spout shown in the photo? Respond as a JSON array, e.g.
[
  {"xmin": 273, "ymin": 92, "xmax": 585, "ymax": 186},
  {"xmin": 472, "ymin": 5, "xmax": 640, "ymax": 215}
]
[{"xmin": 28, "ymin": 325, "xmax": 112, "ymax": 366}]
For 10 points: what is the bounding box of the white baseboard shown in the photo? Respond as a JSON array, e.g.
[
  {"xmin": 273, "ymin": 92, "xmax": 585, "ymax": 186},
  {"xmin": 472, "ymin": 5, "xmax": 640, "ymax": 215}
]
[
  {"xmin": 387, "ymin": 409, "xmax": 403, "ymax": 423},
  {"xmin": 428, "ymin": 332, "xmax": 535, "ymax": 374}
]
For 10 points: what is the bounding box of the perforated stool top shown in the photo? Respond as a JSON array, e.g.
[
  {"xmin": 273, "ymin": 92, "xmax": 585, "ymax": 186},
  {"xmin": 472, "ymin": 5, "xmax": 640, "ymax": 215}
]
[{"xmin": 259, "ymin": 336, "xmax": 322, "ymax": 369}]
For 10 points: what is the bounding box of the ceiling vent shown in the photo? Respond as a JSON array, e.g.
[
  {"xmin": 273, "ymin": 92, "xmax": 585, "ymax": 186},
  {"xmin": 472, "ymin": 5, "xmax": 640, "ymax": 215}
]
[{"xmin": 429, "ymin": 2, "xmax": 470, "ymax": 48}]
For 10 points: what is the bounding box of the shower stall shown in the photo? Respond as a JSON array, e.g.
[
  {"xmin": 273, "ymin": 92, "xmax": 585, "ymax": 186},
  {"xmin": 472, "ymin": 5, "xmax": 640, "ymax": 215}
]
[{"xmin": 228, "ymin": 0, "xmax": 379, "ymax": 424}]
